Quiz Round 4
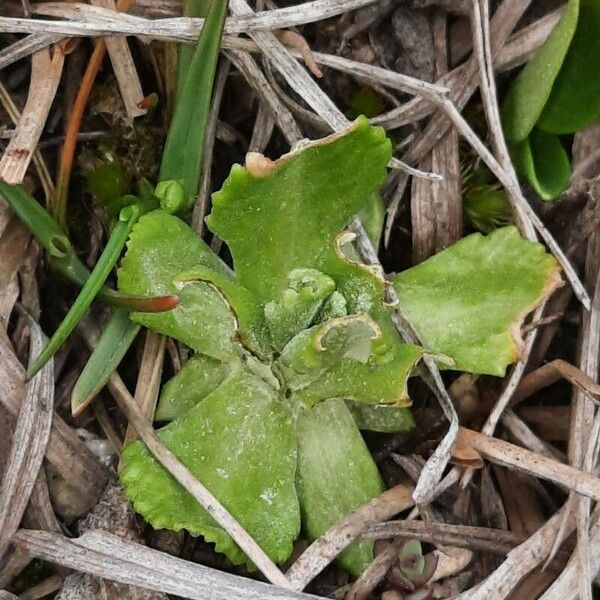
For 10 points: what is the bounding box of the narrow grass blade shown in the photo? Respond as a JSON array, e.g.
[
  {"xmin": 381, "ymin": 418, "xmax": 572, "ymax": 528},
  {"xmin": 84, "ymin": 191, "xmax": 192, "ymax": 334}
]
[
  {"xmin": 28, "ymin": 206, "xmax": 141, "ymax": 378},
  {"xmin": 71, "ymin": 308, "xmax": 140, "ymax": 416},
  {"xmin": 159, "ymin": 0, "xmax": 229, "ymax": 205},
  {"xmin": 0, "ymin": 182, "xmax": 176, "ymax": 312},
  {"xmin": 0, "ymin": 180, "xmax": 71, "ymax": 257},
  {"xmin": 177, "ymin": 0, "xmax": 211, "ymax": 100}
]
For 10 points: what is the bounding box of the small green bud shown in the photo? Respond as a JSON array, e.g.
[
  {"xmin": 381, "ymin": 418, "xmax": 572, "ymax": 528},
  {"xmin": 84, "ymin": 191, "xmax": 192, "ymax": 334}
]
[
  {"xmin": 88, "ymin": 162, "xmax": 130, "ymax": 203},
  {"xmin": 155, "ymin": 180, "xmax": 188, "ymax": 214},
  {"xmin": 464, "ymin": 183, "xmax": 513, "ymax": 233}
]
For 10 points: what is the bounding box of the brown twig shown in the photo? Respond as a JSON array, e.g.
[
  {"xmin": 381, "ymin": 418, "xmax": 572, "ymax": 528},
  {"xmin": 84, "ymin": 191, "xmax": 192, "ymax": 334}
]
[
  {"xmin": 104, "ymin": 374, "xmax": 292, "ymax": 588},
  {"xmin": 364, "ymin": 520, "xmax": 523, "ymax": 555},
  {"xmin": 14, "ymin": 529, "xmax": 318, "ymax": 600},
  {"xmin": 512, "ymin": 359, "xmax": 600, "ymax": 406},
  {"xmin": 0, "ymin": 321, "xmax": 53, "ymax": 557},
  {"xmin": 456, "ymin": 427, "xmax": 600, "ymax": 501},
  {"xmin": 53, "ymin": 0, "xmax": 135, "ymax": 229},
  {"xmin": 286, "ymin": 483, "xmax": 414, "ymax": 590},
  {"xmin": 0, "ymin": 47, "xmax": 64, "ymax": 185},
  {"xmin": 122, "ymin": 330, "xmax": 165, "ymax": 447}
]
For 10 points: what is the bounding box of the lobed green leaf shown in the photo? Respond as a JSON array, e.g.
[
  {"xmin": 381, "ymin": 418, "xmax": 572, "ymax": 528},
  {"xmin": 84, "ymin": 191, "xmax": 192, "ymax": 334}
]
[
  {"xmin": 117, "ymin": 211, "xmax": 242, "ymax": 361},
  {"xmin": 295, "ymin": 398, "xmax": 384, "ymax": 576},
  {"xmin": 120, "ymin": 366, "xmax": 301, "ymax": 567},
  {"xmin": 206, "ymin": 116, "xmax": 392, "ymax": 303},
  {"xmin": 348, "ymin": 401, "xmax": 415, "ymax": 433},
  {"xmin": 393, "ymin": 226, "xmax": 562, "ymax": 376},
  {"xmin": 155, "ymin": 353, "xmax": 230, "ymax": 421}
]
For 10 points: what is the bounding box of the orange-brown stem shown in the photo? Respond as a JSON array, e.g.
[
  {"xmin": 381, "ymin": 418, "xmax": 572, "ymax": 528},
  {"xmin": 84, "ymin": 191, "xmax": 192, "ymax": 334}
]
[
  {"xmin": 53, "ymin": 0, "xmax": 135, "ymax": 229},
  {"xmin": 54, "ymin": 40, "xmax": 107, "ymax": 229}
]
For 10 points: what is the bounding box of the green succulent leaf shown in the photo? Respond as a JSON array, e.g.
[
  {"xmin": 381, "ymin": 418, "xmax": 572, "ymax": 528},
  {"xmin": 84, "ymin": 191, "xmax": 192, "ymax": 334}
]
[
  {"xmin": 359, "ymin": 192, "xmax": 386, "ymax": 248},
  {"xmin": 72, "ymin": 308, "xmax": 140, "ymax": 416},
  {"xmin": 155, "ymin": 353, "xmax": 230, "ymax": 421},
  {"xmin": 347, "ymin": 401, "xmax": 414, "ymax": 433},
  {"xmin": 538, "ymin": 0, "xmax": 600, "ymax": 134},
  {"xmin": 206, "ymin": 116, "xmax": 392, "ymax": 303},
  {"xmin": 393, "ymin": 226, "xmax": 562, "ymax": 376},
  {"xmin": 278, "ymin": 315, "xmax": 423, "ymax": 407},
  {"xmin": 295, "ymin": 398, "xmax": 384, "ymax": 577},
  {"xmin": 117, "ymin": 210, "xmax": 242, "ymax": 361},
  {"xmin": 28, "ymin": 205, "xmax": 141, "ymax": 378},
  {"xmin": 120, "ymin": 366, "xmax": 300, "ymax": 567},
  {"xmin": 280, "ymin": 315, "xmax": 381, "ymax": 371},
  {"xmin": 173, "ymin": 265, "xmax": 270, "ymax": 358},
  {"xmin": 264, "ymin": 268, "xmax": 336, "ymax": 352},
  {"xmin": 160, "ymin": 0, "xmax": 229, "ymax": 206},
  {"xmin": 510, "ymin": 128, "xmax": 571, "ymax": 201},
  {"xmin": 501, "ymin": 0, "xmax": 579, "ymax": 143}
]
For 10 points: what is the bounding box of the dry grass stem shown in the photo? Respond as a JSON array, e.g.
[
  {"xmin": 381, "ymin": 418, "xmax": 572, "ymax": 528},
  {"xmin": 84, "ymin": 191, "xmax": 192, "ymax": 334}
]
[
  {"xmin": 350, "ymin": 217, "xmax": 460, "ymax": 503},
  {"xmin": 0, "ymin": 321, "xmax": 53, "ymax": 557},
  {"xmin": 411, "ymin": 12, "xmax": 462, "ymax": 263},
  {"xmin": 455, "ymin": 506, "xmax": 570, "ymax": 600},
  {"xmin": 365, "ymin": 520, "xmax": 523, "ymax": 554},
  {"xmin": 102, "ymin": 373, "xmax": 292, "ymax": 588},
  {"xmin": 512, "ymin": 359, "xmax": 600, "ymax": 406},
  {"xmin": 456, "ymin": 427, "xmax": 600, "ymax": 501},
  {"xmin": 90, "ymin": 0, "xmax": 147, "ymax": 118},
  {"xmin": 287, "ymin": 483, "xmax": 414, "ymax": 590},
  {"xmin": 123, "ymin": 330, "xmax": 166, "ymax": 446},
  {"xmin": 23, "ymin": 470, "xmax": 63, "ymax": 533},
  {"xmin": 248, "ymin": 100, "xmax": 275, "ymax": 152},
  {"xmin": 92, "ymin": 401, "xmax": 123, "ymax": 454},
  {"xmin": 192, "ymin": 57, "xmax": 231, "ymax": 234},
  {"xmin": 565, "ymin": 198, "xmax": 600, "ymax": 599},
  {"xmin": 0, "ymin": 330, "xmax": 107, "ymax": 509},
  {"xmin": 0, "ymin": 48, "xmax": 64, "ymax": 185},
  {"xmin": 500, "ymin": 409, "xmax": 563, "ymax": 460},
  {"xmin": 539, "ymin": 506, "xmax": 600, "ymax": 600},
  {"xmin": 226, "ymin": 50, "xmax": 302, "ymax": 145},
  {"xmin": 0, "ymin": 84, "xmax": 54, "ymax": 209},
  {"xmin": 18, "ymin": 573, "xmax": 64, "ymax": 600},
  {"xmin": 373, "ymin": 8, "xmax": 562, "ymax": 131},
  {"xmin": 0, "ymin": 540, "xmax": 30, "ymax": 588},
  {"xmin": 383, "ymin": 0, "xmax": 534, "ymax": 244},
  {"xmin": 3, "ymin": 6, "xmax": 450, "ymax": 100},
  {"xmin": 10, "ymin": 1, "xmax": 386, "ymax": 39},
  {"xmin": 0, "ymin": 33, "xmax": 63, "ymax": 71},
  {"xmin": 14, "ymin": 529, "xmax": 319, "ymax": 600}
]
